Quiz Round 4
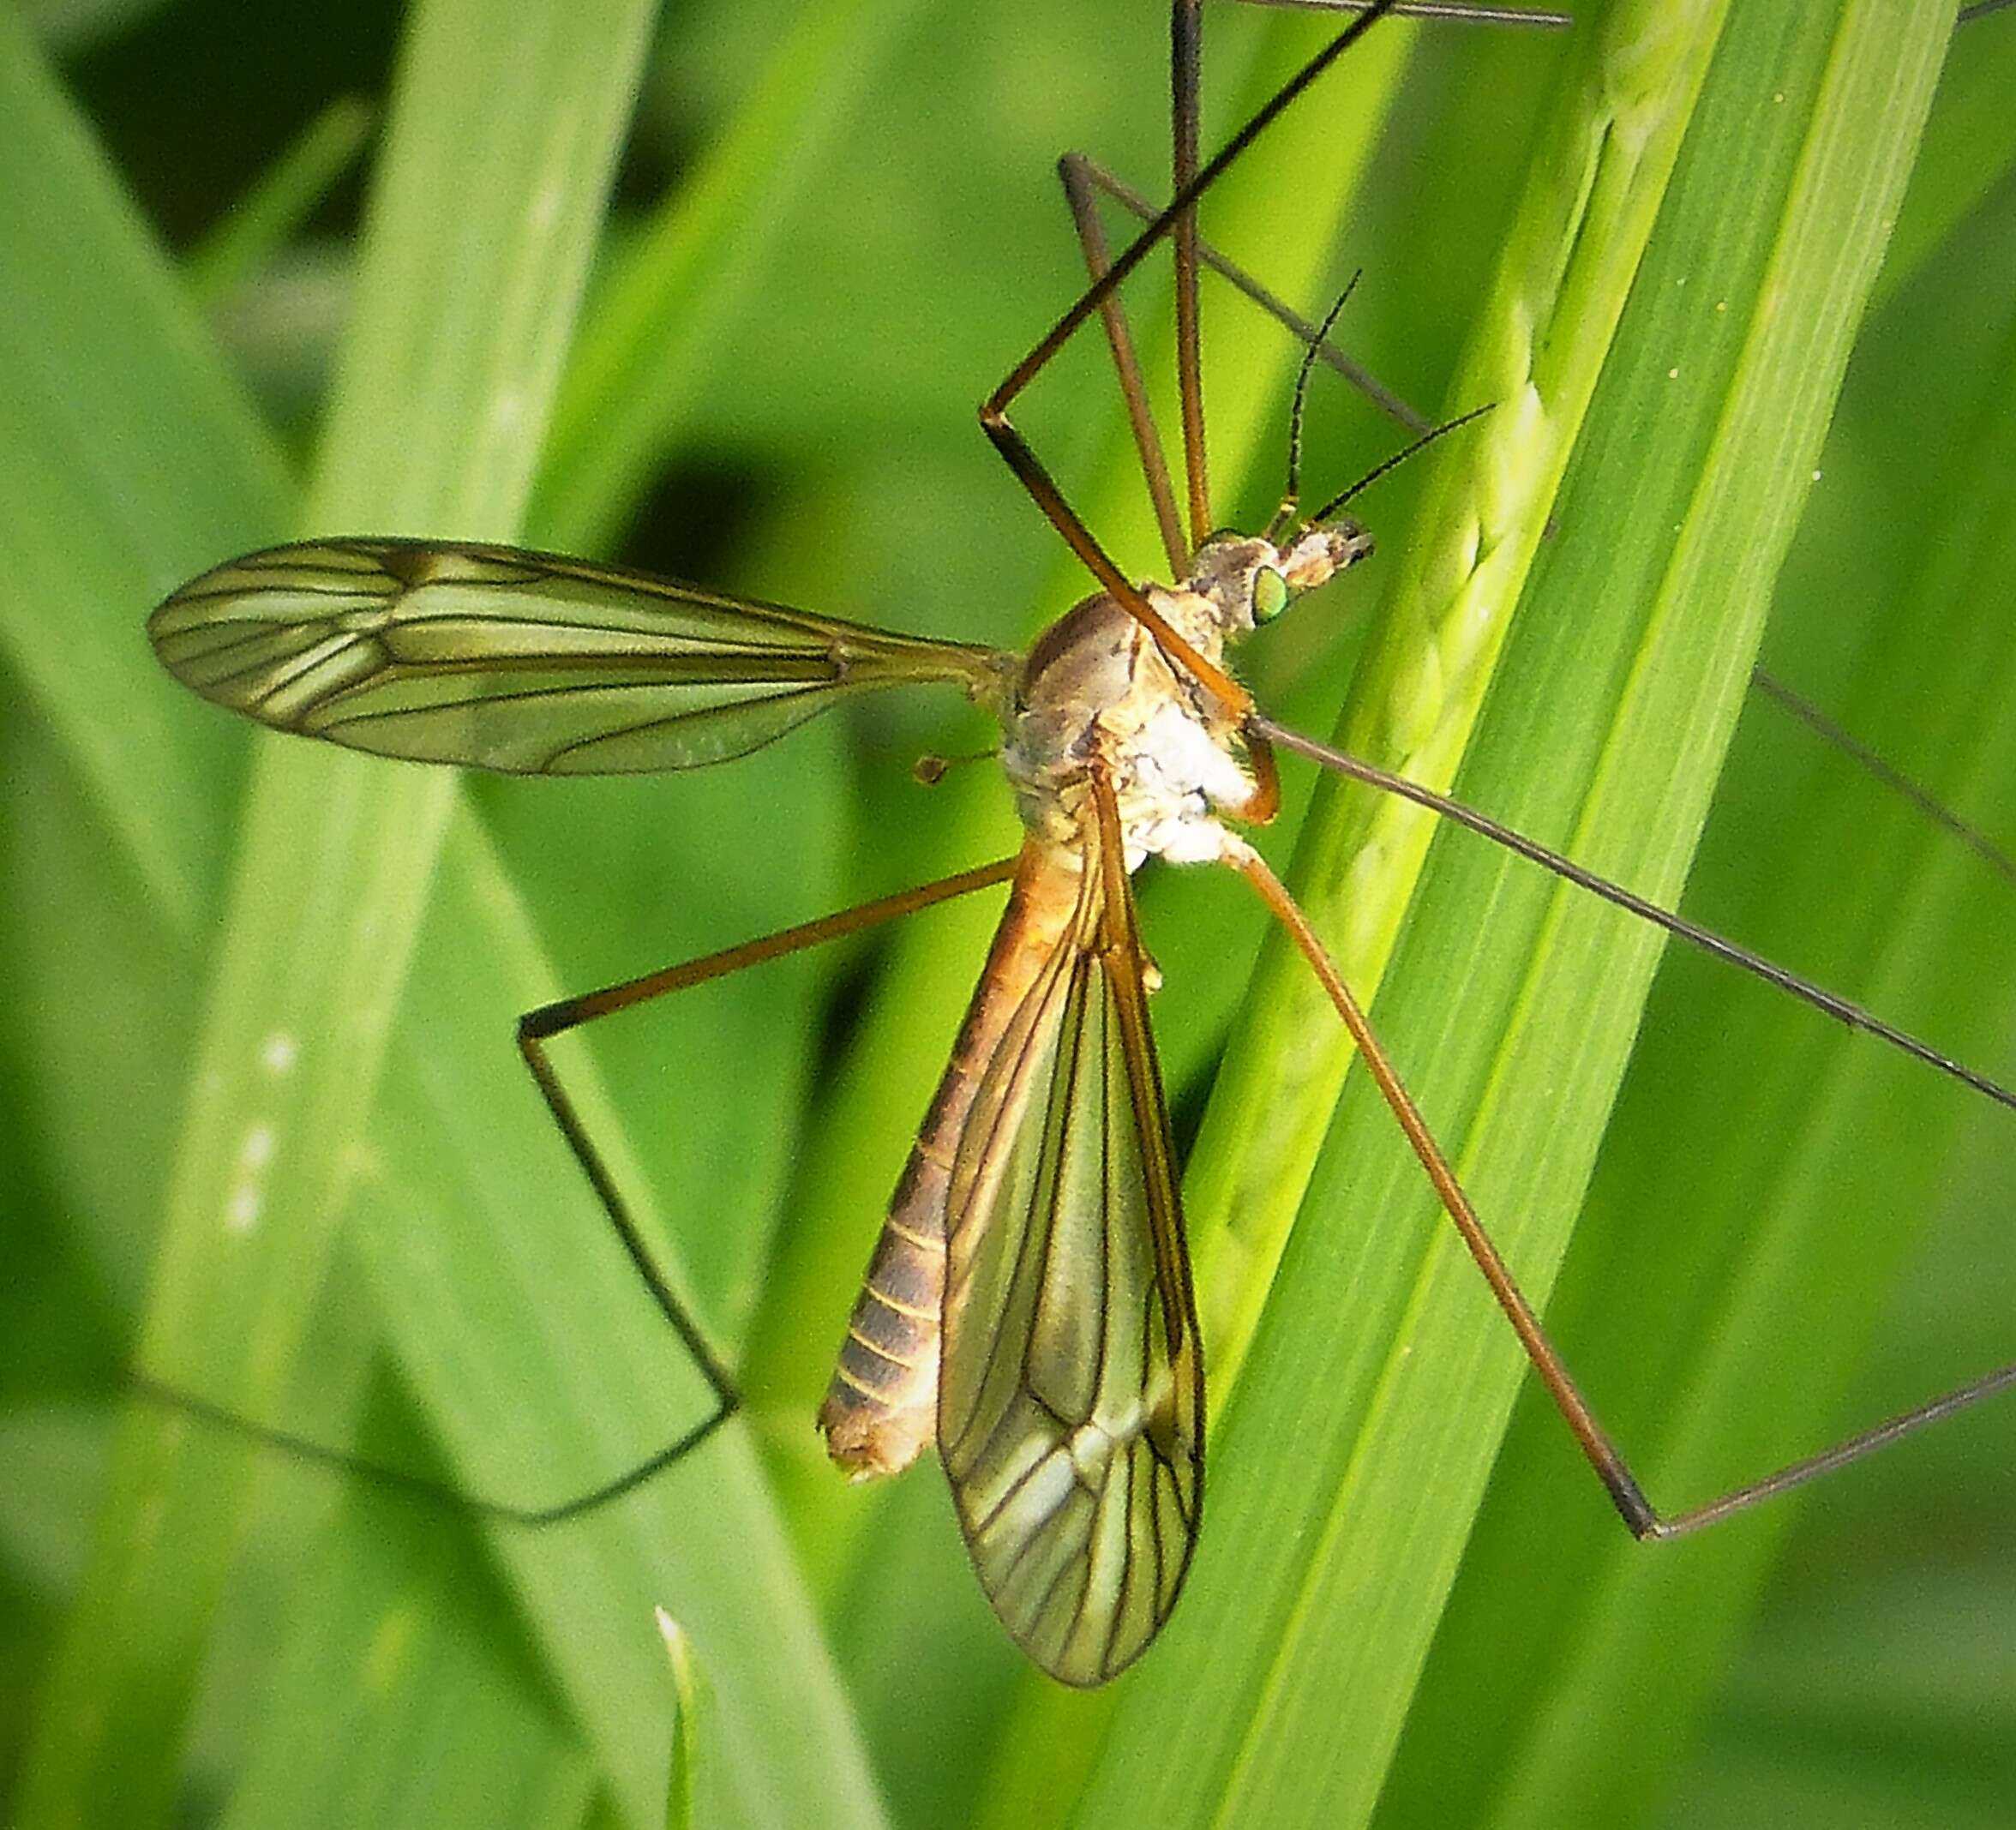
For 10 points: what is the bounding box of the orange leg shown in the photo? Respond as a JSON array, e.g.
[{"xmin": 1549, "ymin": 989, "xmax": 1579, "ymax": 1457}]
[
  {"xmin": 138, "ymin": 857, "xmax": 1020, "ymax": 1524},
  {"xmin": 1224, "ymin": 831, "xmax": 2016, "ymax": 1539}
]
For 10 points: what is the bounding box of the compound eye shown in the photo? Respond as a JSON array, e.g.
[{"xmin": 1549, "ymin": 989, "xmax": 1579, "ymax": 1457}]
[{"xmin": 1251, "ymin": 565, "xmax": 1290, "ymax": 624}]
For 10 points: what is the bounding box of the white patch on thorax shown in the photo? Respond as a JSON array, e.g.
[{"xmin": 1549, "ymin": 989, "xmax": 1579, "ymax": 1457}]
[{"xmin": 1112, "ymin": 699, "xmax": 1251, "ymax": 868}]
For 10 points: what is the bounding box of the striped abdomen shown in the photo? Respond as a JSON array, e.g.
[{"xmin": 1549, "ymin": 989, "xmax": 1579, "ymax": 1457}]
[{"xmin": 818, "ymin": 840, "xmax": 1083, "ymax": 1478}]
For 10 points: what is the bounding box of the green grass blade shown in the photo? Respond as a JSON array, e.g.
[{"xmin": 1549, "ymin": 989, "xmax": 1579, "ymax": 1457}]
[
  {"xmin": 1652, "ymin": 128, "xmax": 2016, "ymax": 1819},
  {"xmin": 1384, "ymin": 99, "xmax": 2016, "ymax": 1830},
  {"xmin": 215, "ymin": 1381, "xmax": 597, "ymax": 1830},
  {"xmin": 332, "ymin": 819, "xmax": 889, "ymax": 1829},
  {"xmin": 1185, "ymin": 0, "xmax": 1731, "ymax": 1407},
  {"xmin": 185, "ymin": 96, "xmax": 375, "ymax": 307},
  {"xmin": 9, "ymin": 3, "xmax": 945, "ymax": 1822},
  {"xmin": 15, "ymin": 0, "xmax": 662, "ymax": 1821},
  {"xmin": 0, "ymin": 8, "xmax": 287, "ymax": 1368},
  {"xmin": 0, "ymin": 5, "xmax": 287, "ymax": 939},
  {"xmin": 10, "ymin": 4, "xmax": 902, "ymax": 1826},
  {"xmin": 655, "ymin": 1608, "xmax": 706, "ymax": 1830},
  {"xmin": 1076, "ymin": 2, "xmax": 1953, "ymax": 1823},
  {"xmin": 1872, "ymin": 17, "xmax": 2016, "ymax": 309},
  {"xmin": 530, "ymin": 0, "xmax": 928, "ymax": 554}
]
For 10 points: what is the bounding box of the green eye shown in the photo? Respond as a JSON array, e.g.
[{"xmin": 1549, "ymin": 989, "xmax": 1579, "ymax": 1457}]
[{"xmin": 1251, "ymin": 566, "xmax": 1290, "ymax": 623}]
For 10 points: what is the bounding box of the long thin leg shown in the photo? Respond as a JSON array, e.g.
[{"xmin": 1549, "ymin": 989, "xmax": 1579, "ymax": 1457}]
[
  {"xmin": 1062, "ymin": 147, "xmax": 1407, "ymax": 569},
  {"xmin": 1221, "ymin": 832, "xmax": 2016, "ymax": 1539},
  {"xmin": 1243, "ymin": 0, "xmax": 1572, "ymax": 23},
  {"xmin": 1058, "ymin": 153, "xmax": 1189, "ymax": 579},
  {"xmin": 1065, "ymin": 152, "xmax": 1428, "ymax": 434},
  {"xmin": 1254, "ymin": 715, "xmax": 2016, "ymax": 1112},
  {"xmin": 1172, "ymin": 0, "xmax": 1212, "ymax": 552},
  {"xmin": 981, "ymin": 0, "xmax": 1406, "ymax": 716},
  {"xmin": 139, "ymin": 855, "xmax": 1020, "ymax": 1527},
  {"xmin": 984, "ymin": 0, "xmax": 1579, "ymax": 679},
  {"xmin": 1750, "ymin": 671, "xmax": 2016, "ymax": 888}
]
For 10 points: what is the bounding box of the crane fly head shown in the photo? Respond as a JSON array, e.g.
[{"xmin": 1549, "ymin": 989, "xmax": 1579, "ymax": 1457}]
[{"xmin": 1185, "ymin": 519, "xmax": 1374, "ymax": 642}]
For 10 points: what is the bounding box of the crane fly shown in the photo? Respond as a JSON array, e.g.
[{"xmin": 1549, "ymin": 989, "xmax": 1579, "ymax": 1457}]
[
  {"xmin": 142, "ymin": 0, "xmax": 2016, "ymax": 1692},
  {"xmin": 150, "ymin": 511, "xmax": 1371, "ymax": 1680}
]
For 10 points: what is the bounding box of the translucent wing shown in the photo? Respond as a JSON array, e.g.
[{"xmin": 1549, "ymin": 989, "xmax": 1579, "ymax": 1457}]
[
  {"xmin": 939, "ymin": 843, "xmax": 1204, "ymax": 1687},
  {"xmin": 149, "ymin": 538, "xmax": 1012, "ymax": 774}
]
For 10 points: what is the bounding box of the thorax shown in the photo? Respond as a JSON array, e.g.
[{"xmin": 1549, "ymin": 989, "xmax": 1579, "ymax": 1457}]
[{"xmin": 999, "ymin": 585, "xmax": 1252, "ymax": 868}]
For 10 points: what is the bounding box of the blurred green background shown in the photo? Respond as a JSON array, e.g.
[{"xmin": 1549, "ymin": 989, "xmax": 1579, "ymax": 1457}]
[{"xmin": 3, "ymin": 1, "xmax": 2014, "ymax": 1826}]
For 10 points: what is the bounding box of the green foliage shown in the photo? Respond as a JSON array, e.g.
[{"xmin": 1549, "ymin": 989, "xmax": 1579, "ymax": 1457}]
[{"xmin": 3, "ymin": 2, "xmax": 2013, "ymax": 1827}]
